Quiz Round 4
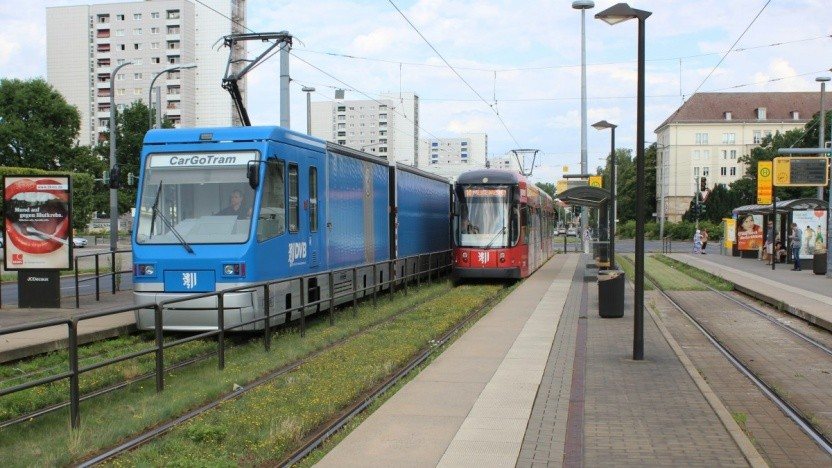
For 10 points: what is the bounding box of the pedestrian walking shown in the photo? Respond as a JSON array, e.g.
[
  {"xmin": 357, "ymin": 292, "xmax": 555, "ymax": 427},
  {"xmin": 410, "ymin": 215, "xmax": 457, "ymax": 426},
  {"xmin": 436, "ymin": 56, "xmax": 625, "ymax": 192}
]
[
  {"xmin": 764, "ymin": 220, "xmax": 777, "ymax": 265},
  {"xmin": 693, "ymin": 229, "xmax": 702, "ymax": 254},
  {"xmin": 700, "ymin": 228, "xmax": 709, "ymax": 254},
  {"xmin": 789, "ymin": 223, "xmax": 802, "ymax": 271}
]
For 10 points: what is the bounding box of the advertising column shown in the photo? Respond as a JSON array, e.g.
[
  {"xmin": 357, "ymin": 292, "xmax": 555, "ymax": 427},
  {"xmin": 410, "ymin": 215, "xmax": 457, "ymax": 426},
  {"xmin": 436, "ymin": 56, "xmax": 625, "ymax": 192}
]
[{"xmin": 2, "ymin": 176, "xmax": 72, "ymax": 307}]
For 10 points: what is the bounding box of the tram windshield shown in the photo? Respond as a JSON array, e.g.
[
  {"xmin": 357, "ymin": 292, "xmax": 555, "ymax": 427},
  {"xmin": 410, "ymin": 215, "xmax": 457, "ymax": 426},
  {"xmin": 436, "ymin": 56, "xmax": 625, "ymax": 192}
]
[
  {"xmin": 134, "ymin": 151, "xmax": 259, "ymax": 245},
  {"xmin": 455, "ymin": 185, "xmax": 512, "ymax": 248}
]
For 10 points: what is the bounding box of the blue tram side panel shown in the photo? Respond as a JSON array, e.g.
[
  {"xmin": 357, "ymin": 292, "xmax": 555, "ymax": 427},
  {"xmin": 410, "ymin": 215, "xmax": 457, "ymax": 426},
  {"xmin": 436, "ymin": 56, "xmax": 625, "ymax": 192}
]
[
  {"xmin": 131, "ymin": 125, "xmax": 451, "ymax": 331},
  {"xmin": 394, "ymin": 165, "xmax": 451, "ymax": 257},
  {"xmin": 326, "ymin": 146, "xmax": 390, "ymax": 269}
]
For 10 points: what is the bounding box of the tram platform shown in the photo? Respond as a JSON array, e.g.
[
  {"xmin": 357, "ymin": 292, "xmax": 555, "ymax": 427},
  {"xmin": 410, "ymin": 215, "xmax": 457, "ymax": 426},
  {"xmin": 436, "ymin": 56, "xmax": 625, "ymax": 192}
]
[
  {"xmin": 318, "ymin": 251, "xmax": 797, "ymax": 467},
  {"xmin": 0, "ymin": 289, "xmax": 136, "ymax": 363}
]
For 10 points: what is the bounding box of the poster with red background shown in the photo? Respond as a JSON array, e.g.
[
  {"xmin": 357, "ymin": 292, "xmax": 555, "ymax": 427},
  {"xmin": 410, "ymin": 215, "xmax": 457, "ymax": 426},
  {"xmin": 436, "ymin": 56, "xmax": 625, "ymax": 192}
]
[{"xmin": 3, "ymin": 176, "xmax": 72, "ymax": 270}]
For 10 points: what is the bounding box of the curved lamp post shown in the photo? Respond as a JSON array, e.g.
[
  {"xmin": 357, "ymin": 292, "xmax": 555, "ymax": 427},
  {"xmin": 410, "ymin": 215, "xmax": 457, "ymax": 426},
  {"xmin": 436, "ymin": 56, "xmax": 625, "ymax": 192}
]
[
  {"xmin": 596, "ymin": 2, "xmax": 651, "ymax": 360},
  {"xmin": 592, "ymin": 120, "xmax": 617, "ymax": 270},
  {"xmin": 109, "ymin": 61, "xmax": 132, "ymax": 252},
  {"xmin": 148, "ymin": 63, "xmax": 197, "ymax": 130}
]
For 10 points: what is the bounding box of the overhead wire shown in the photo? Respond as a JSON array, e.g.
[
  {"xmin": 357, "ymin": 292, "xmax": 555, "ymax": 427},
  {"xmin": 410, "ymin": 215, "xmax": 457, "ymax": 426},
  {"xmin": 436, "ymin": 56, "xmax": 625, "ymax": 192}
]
[{"xmin": 386, "ymin": 0, "xmax": 523, "ymax": 150}]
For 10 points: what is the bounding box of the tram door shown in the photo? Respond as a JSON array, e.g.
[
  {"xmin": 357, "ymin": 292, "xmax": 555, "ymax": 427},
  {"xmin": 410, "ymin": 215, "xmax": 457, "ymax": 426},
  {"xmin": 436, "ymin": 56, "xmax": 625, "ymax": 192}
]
[{"xmin": 307, "ymin": 163, "xmax": 320, "ymax": 269}]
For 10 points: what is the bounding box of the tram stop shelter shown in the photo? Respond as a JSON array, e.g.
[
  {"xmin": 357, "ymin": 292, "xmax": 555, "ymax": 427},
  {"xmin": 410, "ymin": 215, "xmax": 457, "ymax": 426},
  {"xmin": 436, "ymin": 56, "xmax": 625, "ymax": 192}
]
[
  {"xmin": 556, "ymin": 185, "xmax": 612, "ymax": 267},
  {"xmin": 732, "ymin": 198, "xmax": 828, "ymax": 269}
]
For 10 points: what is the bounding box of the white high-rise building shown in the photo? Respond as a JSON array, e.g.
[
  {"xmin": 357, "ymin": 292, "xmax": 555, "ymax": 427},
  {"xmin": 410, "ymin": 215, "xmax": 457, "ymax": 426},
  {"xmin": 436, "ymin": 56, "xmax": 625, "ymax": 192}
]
[
  {"xmin": 417, "ymin": 133, "xmax": 488, "ymax": 181},
  {"xmin": 46, "ymin": 0, "xmax": 245, "ymax": 147},
  {"xmin": 310, "ymin": 90, "xmax": 419, "ymax": 164}
]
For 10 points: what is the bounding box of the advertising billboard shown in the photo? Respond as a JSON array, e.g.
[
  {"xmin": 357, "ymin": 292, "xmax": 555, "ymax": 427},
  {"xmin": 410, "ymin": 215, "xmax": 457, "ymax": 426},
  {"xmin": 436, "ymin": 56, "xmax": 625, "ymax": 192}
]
[
  {"xmin": 3, "ymin": 176, "xmax": 72, "ymax": 270},
  {"xmin": 792, "ymin": 209, "xmax": 827, "ymax": 260}
]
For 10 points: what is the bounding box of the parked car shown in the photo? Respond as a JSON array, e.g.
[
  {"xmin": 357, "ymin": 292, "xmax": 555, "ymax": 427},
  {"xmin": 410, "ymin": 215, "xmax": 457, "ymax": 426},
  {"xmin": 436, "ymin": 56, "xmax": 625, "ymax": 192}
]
[
  {"xmin": 557, "ymin": 227, "xmax": 566, "ymax": 236},
  {"xmin": 566, "ymin": 227, "xmax": 577, "ymax": 237},
  {"xmin": 72, "ymin": 237, "xmax": 88, "ymax": 248}
]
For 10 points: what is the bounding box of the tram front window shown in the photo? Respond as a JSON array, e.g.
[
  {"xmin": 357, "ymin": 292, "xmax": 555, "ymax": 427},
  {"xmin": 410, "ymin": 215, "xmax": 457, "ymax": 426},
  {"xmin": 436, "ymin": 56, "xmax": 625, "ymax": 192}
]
[
  {"xmin": 457, "ymin": 186, "xmax": 511, "ymax": 248},
  {"xmin": 135, "ymin": 152, "xmax": 257, "ymax": 245}
]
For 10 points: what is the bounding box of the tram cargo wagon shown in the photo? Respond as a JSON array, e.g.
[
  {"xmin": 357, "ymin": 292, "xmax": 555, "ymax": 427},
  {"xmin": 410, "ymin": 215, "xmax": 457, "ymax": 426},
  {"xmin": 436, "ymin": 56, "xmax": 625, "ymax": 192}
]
[
  {"xmin": 131, "ymin": 126, "xmax": 451, "ymax": 331},
  {"xmin": 451, "ymin": 169, "xmax": 555, "ymax": 281}
]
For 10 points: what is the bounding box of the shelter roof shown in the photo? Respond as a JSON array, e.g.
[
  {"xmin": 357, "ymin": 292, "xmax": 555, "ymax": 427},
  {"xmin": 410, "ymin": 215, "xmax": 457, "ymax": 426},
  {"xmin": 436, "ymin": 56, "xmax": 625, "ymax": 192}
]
[
  {"xmin": 556, "ymin": 186, "xmax": 610, "ymax": 209},
  {"xmin": 732, "ymin": 198, "xmax": 828, "ymax": 215}
]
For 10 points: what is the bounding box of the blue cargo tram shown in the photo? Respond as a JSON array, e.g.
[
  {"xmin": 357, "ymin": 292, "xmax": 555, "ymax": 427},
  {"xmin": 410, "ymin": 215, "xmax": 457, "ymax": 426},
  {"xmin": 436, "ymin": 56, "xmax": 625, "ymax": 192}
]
[{"xmin": 131, "ymin": 126, "xmax": 451, "ymax": 331}]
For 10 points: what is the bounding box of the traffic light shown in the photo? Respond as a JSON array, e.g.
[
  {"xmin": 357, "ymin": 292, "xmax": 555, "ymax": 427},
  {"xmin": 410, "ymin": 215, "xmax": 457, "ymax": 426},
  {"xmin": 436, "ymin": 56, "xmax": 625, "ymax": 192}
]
[
  {"xmin": 698, "ymin": 203, "xmax": 707, "ymax": 219},
  {"xmin": 699, "ymin": 177, "xmax": 707, "ymax": 192},
  {"xmin": 127, "ymin": 172, "xmax": 136, "ymax": 186},
  {"xmin": 690, "ymin": 204, "xmax": 699, "ymax": 219},
  {"xmin": 109, "ymin": 165, "xmax": 120, "ymax": 189}
]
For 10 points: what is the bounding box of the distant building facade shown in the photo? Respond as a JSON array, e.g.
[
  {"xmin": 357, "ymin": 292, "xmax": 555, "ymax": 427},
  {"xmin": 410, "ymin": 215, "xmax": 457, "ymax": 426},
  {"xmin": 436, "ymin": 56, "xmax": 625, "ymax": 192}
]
[
  {"xmin": 655, "ymin": 92, "xmax": 822, "ymax": 222},
  {"xmin": 310, "ymin": 90, "xmax": 419, "ymax": 165},
  {"xmin": 417, "ymin": 133, "xmax": 487, "ymax": 181},
  {"xmin": 46, "ymin": 0, "xmax": 245, "ymax": 147}
]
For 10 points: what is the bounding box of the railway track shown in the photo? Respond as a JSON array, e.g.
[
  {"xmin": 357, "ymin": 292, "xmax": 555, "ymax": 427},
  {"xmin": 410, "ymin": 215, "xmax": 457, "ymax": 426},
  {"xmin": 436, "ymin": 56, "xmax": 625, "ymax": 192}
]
[
  {"xmin": 621, "ymin": 254, "xmax": 832, "ymax": 464},
  {"xmin": 73, "ymin": 283, "xmax": 507, "ymax": 466}
]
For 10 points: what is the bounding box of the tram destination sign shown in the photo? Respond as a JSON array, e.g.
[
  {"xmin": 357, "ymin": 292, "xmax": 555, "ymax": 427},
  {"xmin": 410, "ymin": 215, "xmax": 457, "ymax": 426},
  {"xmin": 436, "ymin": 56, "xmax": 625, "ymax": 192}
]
[{"xmin": 773, "ymin": 156, "xmax": 829, "ymax": 187}]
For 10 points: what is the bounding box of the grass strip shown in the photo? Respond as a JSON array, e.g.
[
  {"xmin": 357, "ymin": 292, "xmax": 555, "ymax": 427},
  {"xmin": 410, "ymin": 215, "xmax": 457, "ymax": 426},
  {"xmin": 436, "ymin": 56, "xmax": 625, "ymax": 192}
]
[
  {"xmin": 111, "ymin": 283, "xmax": 503, "ymax": 466},
  {"xmin": 652, "ymin": 254, "xmax": 734, "ymax": 291}
]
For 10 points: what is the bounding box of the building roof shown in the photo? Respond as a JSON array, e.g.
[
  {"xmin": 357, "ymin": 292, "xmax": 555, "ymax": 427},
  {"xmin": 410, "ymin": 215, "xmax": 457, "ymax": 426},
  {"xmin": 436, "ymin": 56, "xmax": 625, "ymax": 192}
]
[{"xmin": 655, "ymin": 92, "xmax": 820, "ymax": 131}]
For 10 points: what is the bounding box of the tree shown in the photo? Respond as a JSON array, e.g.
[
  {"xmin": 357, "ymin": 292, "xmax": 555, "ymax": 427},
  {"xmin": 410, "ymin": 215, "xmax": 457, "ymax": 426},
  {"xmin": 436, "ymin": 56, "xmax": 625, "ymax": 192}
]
[
  {"xmin": 0, "ymin": 79, "xmax": 81, "ymax": 170},
  {"xmin": 535, "ymin": 182, "xmax": 555, "ymax": 198},
  {"xmin": 93, "ymin": 101, "xmax": 166, "ymax": 216}
]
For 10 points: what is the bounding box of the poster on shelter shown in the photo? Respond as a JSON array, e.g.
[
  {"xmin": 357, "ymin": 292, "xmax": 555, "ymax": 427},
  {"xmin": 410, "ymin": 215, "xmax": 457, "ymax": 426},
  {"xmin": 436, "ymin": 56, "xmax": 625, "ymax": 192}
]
[
  {"xmin": 792, "ymin": 210, "xmax": 827, "ymax": 259},
  {"xmin": 3, "ymin": 176, "xmax": 72, "ymax": 270},
  {"xmin": 736, "ymin": 214, "xmax": 763, "ymax": 251}
]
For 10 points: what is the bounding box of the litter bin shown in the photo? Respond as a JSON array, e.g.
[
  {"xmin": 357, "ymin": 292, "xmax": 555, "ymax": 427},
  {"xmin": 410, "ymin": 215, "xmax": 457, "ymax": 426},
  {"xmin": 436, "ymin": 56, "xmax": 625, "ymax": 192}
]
[
  {"xmin": 598, "ymin": 270, "xmax": 624, "ymax": 318},
  {"xmin": 813, "ymin": 251, "xmax": 827, "ymax": 275}
]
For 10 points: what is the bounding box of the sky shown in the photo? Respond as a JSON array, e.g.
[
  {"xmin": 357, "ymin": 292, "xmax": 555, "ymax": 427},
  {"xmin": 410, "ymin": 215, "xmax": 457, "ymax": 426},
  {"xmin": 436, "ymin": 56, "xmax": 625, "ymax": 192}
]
[{"xmin": 1, "ymin": 0, "xmax": 830, "ymax": 186}]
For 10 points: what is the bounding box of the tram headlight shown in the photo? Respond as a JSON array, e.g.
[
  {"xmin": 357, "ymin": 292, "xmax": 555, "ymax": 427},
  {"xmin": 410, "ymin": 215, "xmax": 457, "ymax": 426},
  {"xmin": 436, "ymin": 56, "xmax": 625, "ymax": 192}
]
[
  {"xmin": 222, "ymin": 263, "xmax": 245, "ymax": 277},
  {"xmin": 499, "ymin": 252, "xmax": 506, "ymax": 263},
  {"xmin": 134, "ymin": 263, "xmax": 156, "ymax": 277}
]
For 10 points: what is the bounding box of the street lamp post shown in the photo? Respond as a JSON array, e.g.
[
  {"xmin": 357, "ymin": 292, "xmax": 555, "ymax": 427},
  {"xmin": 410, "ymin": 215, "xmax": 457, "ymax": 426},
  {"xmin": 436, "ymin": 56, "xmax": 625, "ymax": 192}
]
[
  {"xmin": 148, "ymin": 63, "xmax": 197, "ymax": 130},
  {"xmin": 573, "ymin": 1, "xmax": 594, "ymax": 252},
  {"xmin": 596, "ymin": 2, "xmax": 651, "ymax": 361},
  {"xmin": 109, "ymin": 61, "xmax": 132, "ymax": 252},
  {"xmin": 817, "ymin": 76, "xmax": 830, "ymax": 201},
  {"xmin": 302, "ymin": 86, "xmax": 315, "ymax": 135},
  {"xmin": 593, "ymin": 120, "xmax": 617, "ymax": 270}
]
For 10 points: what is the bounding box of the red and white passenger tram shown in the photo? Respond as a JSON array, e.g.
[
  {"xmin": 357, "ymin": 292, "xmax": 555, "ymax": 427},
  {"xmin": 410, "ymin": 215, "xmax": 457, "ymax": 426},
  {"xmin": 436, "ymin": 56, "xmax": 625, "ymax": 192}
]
[{"xmin": 452, "ymin": 169, "xmax": 556, "ymax": 281}]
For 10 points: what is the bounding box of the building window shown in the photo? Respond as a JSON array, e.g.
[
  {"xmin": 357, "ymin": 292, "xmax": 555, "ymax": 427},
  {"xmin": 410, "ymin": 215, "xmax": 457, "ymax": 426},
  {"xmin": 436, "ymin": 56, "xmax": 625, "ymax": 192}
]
[
  {"xmin": 703, "ymin": 167, "xmax": 710, "ymax": 176},
  {"xmin": 167, "ymin": 26, "xmax": 180, "ymax": 34},
  {"xmin": 116, "ymin": 29, "xmax": 124, "ymax": 36},
  {"xmin": 133, "ymin": 73, "xmax": 142, "ymax": 80},
  {"xmin": 134, "ymin": 88, "xmax": 142, "ymax": 95},
  {"xmin": 693, "ymin": 167, "xmax": 700, "ymax": 177},
  {"xmin": 721, "ymin": 150, "xmax": 727, "ymax": 159},
  {"xmin": 721, "ymin": 133, "xmax": 735, "ymax": 144},
  {"xmin": 134, "ymin": 43, "xmax": 142, "ymax": 50},
  {"xmin": 151, "ymin": 12, "xmax": 160, "ymax": 19},
  {"xmin": 116, "ymin": 14, "xmax": 125, "ymax": 21},
  {"xmin": 119, "ymin": 44, "xmax": 125, "ymax": 51},
  {"xmin": 724, "ymin": 111, "xmax": 732, "ymax": 120},
  {"xmin": 693, "ymin": 150, "xmax": 700, "ymax": 160},
  {"xmin": 151, "ymin": 27, "xmax": 160, "ymax": 34},
  {"xmin": 756, "ymin": 107, "xmax": 767, "ymax": 119},
  {"xmin": 151, "ymin": 42, "xmax": 159, "ymax": 49},
  {"xmin": 116, "ymin": 73, "xmax": 125, "ymax": 80},
  {"xmin": 720, "ymin": 167, "xmax": 727, "ymax": 176},
  {"xmin": 753, "ymin": 130, "xmax": 762, "ymax": 144},
  {"xmin": 133, "ymin": 13, "xmax": 142, "ymax": 20},
  {"xmin": 133, "ymin": 28, "xmax": 142, "ymax": 35},
  {"xmin": 730, "ymin": 167, "xmax": 737, "ymax": 176},
  {"xmin": 730, "ymin": 150, "xmax": 737, "ymax": 159},
  {"xmin": 695, "ymin": 133, "xmax": 708, "ymax": 144},
  {"xmin": 152, "ymin": 57, "xmax": 161, "ymax": 64}
]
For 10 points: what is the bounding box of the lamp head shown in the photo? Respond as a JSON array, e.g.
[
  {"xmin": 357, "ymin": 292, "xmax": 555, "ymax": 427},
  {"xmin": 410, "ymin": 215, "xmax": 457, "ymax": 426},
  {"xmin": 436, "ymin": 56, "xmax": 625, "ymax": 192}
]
[
  {"xmin": 816, "ymin": 77, "xmax": 831, "ymax": 83},
  {"xmin": 302, "ymin": 86, "xmax": 316, "ymax": 93},
  {"xmin": 592, "ymin": 120, "xmax": 617, "ymax": 130},
  {"xmin": 595, "ymin": 2, "xmax": 652, "ymax": 24},
  {"xmin": 572, "ymin": 1, "xmax": 595, "ymax": 10}
]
